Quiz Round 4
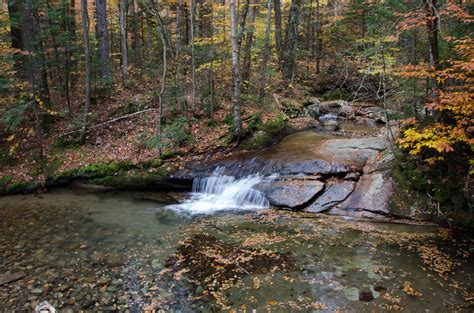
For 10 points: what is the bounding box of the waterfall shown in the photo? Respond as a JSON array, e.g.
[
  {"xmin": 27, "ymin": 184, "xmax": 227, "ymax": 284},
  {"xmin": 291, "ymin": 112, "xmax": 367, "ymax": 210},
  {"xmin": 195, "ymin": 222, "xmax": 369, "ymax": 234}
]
[{"xmin": 167, "ymin": 168, "xmax": 270, "ymax": 215}]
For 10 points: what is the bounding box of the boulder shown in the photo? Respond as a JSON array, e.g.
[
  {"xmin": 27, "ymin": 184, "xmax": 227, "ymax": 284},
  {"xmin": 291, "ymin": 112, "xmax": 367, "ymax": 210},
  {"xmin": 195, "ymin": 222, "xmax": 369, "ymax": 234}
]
[
  {"xmin": 319, "ymin": 100, "xmax": 353, "ymax": 117},
  {"xmin": 337, "ymin": 173, "xmax": 394, "ymax": 214},
  {"xmin": 307, "ymin": 103, "xmax": 320, "ymax": 118},
  {"xmin": 305, "ymin": 180, "xmax": 356, "ymax": 213},
  {"xmin": 265, "ymin": 180, "xmax": 324, "ymax": 208},
  {"xmin": 287, "ymin": 117, "xmax": 321, "ymax": 132}
]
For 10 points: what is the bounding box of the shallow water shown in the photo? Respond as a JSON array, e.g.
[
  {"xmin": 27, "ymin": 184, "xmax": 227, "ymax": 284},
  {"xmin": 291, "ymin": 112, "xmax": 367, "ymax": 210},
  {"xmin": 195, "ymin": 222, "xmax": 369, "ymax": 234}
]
[{"xmin": 0, "ymin": 189, "xmax": 473, "ymax": 311}]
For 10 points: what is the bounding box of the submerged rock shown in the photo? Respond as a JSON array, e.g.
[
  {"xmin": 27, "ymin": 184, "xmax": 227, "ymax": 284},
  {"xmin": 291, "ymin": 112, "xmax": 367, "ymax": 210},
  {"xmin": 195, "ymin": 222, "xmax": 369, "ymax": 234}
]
[
  {"xmin": 265, "ymin": 180, "xmax": 324, "ymax": 209},
  {"xmin": 0, "ymin": 272, "xmax": 26, "ymax": 286}
]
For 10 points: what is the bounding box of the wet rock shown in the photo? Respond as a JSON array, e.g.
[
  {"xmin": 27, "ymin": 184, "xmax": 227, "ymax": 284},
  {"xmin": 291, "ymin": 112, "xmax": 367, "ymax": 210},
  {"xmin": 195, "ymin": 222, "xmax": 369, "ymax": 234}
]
[
  {"xmin": 0, "ymin": 271, "xmax": 26, "ymax": 286},
  {"xmin": 344, "ymin": 172, "xmax": 360, "ymax": 180},
  {"xmin": 279, "ymin": 160, "xmax": 350, "ymax": 176},
  {"xmin": 374, "ymin": 285, "xmax": 386, "ymax": 292},
  {"xmin": 306, "ymin": 103, "xmax": 320, "ymax": 118},
  {"xmin": 359, "ymin": 290, "xmax": 374, "ymax": 302},
  {"xmin": 338, "ymin": 173, "xmax": 394, "ymax": 214},
  {"xmin": 305, "ymin": 180, "xmax": 356, "ymax": 213},
  {"xmin": 90, "ymin": 252, "xmax": 107, "ymax": 264},
  {"xmin": 31, "ymin": 288, "xmax": 43, "ymax": 295},
  {"xmin": 318, "ymin": 137, "xmax": 387, "ymax": 170},
  {"xmin": 266, "ymin": 180, "xmax": 324, "ymax": 208},
  {"xmin": 321, "ymin": 119, "xmax": 340, "ymax": 131},
  {"xmin": 319, "ymin": 100, "xmax": 354, "ymax": 117},
  {"xmin": 287, "ymin": 117, "xmax": 321, "ymax": 132}
]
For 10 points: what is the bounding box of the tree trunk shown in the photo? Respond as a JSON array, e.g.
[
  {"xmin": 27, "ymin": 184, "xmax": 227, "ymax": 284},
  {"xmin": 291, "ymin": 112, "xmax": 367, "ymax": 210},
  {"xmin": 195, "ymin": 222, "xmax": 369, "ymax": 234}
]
[
  {"xmin": 273, "ymin": 0, "xmax": 283, "ymax": 64},
  {"xmin": 282, "ymin": 0, "xmax": 302, "ymax": 80},
  {"xmin": 96, "ymin": 0, "xmax": 112, "ymax": 81},
  {"xmin": 190, "ymin": 0, "xmax": 196, "ymax": 109},
  {"xmin": 237, "ymin": 0, "xmax": 250, "ymax": 58},
  {"xmin": 81, "ymin": 0, "xmax": 92, "ymax": 144},
  {"xmin": 131, "ymin": 0, "xmax": 142, "ymax": 66},
  {"xmin": 119, "ymin": 0, "xmax": 128, "ymax": 84},
  {"xmin": 22, "ymin": 0, "xmax": 51, "ymax": 105},
  {"xmin": 230, "ymin": 0, "xmax": 242, "ymax": 137},
  {"xmin": 175, "ymin": 0, "xmax": 182, "ymax": 57},
  {"xmin": 62, "ymin": 0, "xmax": 77, "ymax": 110},
  {"xmin": 424, "ymin": 0, "xmax": 439, "ymax": 69},
  {"xmin": 258, "ymin": 0, "xmax": 273, "ymax": 100},
  {"xmin": 7, "ymin": 0, "xmax": 27, "ymax": 79},
  {"xmin": 241, "ymin": 0, "xmax": 257, "ymax": 83},
  {"xmin": 154, "ymin": 10, "xmax": 168, "ymax": 157},
  {"xmin": 315, "ymin": 0, "xmax": 321, "ymax": 73},
  {"xmin": 209, "ymin": 3, "xmax": 215, "ymax": 118}
]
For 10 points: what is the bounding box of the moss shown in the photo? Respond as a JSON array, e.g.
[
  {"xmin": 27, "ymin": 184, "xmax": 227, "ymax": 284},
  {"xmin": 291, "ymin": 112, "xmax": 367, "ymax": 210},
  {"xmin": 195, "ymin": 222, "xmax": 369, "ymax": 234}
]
[
  {"xmin": 257, "ymin": 114, "xmax": 288, "ymax": 135},
  {"xmin": 239, "ymin": 131, "xmax": 273, "ymax": 150},
  {"xmin": 90, "ymin": 173, "xmax": 163, "ymax": 189},
  {"xmin": 51, "ymin": 161, "xmax": 135, "ymax": 184}
]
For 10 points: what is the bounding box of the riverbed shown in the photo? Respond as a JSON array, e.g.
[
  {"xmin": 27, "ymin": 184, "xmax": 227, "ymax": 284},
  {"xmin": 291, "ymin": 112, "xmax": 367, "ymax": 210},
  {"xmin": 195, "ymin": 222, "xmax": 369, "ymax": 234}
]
[{"xmin": 0, "ymin": 188, "xmax": 472, "ymax": 311}]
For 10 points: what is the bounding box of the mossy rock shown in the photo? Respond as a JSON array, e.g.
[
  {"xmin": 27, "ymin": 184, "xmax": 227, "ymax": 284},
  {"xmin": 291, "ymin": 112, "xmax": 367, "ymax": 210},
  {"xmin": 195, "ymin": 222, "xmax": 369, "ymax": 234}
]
[{"xmin": 51, "ymin": 161, "xmax": 136, "ymax": 184}]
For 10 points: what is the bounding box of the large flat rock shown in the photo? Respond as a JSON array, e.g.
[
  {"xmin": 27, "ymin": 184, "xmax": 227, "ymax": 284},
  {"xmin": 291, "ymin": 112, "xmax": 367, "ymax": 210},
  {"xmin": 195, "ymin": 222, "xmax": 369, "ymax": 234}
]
[
  {"xmin": 279, "ymin": 160, "xmax": 351, "ymax": 176},
  {"xmin": 318, "ymin": 137, "xmax": 388, "ymax": 170},
  {"xmin": 305, "ymin": 180, "xmax": 356, "ymax": 213},
  {"xmin": 337, "ymin": 173, "xmax": 393, "ymax": 214},
  {"xmin": 265, "ymin": 180, "xmax": 324, "ymax": 208}
]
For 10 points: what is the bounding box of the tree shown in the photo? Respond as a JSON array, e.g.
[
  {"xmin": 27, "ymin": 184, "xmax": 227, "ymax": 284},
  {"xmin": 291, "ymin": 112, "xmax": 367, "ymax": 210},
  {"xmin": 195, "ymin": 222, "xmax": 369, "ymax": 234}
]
[
  {"xmin": 273, "ymin": 0, "xmax": 283, "ymax": 64},
  {"xmin": 131, "ymin": 0, "xmax": 142, "ymax": 66},
  {"xmin": 259, "ymin": 0, "xmax": 273, "ymax": 100},
  {"xmin": 282, "ymin": 0, "xmax": 302, "ymax": 80},
  {"xmin": 190, "ymin": 0, "xmax": 196, "ymax": 109},
  {"xmin": 241, "ymin": 0, "xmax": 257, "ymax": 83},
  {"xmin": 119, "ymin": 0, "xmax": 128, "ymax": 84},
  {"xmin": 80, "ymin": 0, "xmax": 92, "ymax": 144},
  {"xmin": 96, "ymin": 0, "xmax": 112, "ymax": 81},
  {"xmin": 397, "ymin": 2, "xmax": 473, "ymax": 166},
  {"xmin": 230, "ymin": 0, "xmax": 242, "ymax": 137}
]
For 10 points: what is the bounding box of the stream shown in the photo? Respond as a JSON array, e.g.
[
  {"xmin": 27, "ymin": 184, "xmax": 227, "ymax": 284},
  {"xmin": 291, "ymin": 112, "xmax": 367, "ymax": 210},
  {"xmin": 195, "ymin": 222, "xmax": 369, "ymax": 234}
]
[
  {"xmin": 1, "ymin": 128, "xmax": 473, "ymax": 312},
  {"xmin": 0, "ymin": 188, "xmax": 473, "ymax": 311}
]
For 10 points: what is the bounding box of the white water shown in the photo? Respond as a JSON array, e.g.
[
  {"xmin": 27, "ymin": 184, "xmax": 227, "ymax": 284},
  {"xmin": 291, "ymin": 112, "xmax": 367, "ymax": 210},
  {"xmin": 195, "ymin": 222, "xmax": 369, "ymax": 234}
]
[{"xmin": 167, "ymin": 168, "xmax": 270, "ymax": 215}]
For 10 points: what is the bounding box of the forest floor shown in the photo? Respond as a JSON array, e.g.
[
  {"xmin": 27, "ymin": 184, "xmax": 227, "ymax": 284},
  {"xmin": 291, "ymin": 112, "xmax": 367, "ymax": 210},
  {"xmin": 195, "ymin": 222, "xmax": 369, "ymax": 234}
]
[{"xmin": 0, "ymin": 73, "xmax": 311, "ymax": 188}]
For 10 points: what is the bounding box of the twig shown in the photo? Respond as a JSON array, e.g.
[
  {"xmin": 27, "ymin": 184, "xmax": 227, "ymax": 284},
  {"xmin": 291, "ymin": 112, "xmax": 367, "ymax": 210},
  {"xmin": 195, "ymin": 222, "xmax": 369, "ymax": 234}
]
[{"xmin": 58, "ymin": 108, "xmax": 157, "ymax": 138}]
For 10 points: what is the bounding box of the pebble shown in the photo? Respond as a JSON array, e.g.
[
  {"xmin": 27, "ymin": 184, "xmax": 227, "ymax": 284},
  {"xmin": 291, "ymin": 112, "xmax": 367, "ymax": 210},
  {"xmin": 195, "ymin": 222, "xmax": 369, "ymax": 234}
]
[{"xmin": 31, "ymin": 288, "xmax": 43, "ymax": 294}]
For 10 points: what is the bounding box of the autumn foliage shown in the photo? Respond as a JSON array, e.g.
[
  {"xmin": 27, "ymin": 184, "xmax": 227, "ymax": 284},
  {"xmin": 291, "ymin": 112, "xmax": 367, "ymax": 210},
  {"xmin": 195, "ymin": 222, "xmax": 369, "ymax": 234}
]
[{"xmin": 396, "ymin": 3, "xmax": 473, "ymax": 168}]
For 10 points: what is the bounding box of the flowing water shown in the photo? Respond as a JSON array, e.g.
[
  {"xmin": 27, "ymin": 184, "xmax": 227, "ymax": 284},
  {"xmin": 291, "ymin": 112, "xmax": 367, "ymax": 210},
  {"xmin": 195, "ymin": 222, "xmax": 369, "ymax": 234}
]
[
  {"xmin": 0, "ymin": 188, "xmax": 473, "ymax": 312},
  {"xmin": 168, "ymin": 168, "xmax": 270, "ymax": 215}
]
